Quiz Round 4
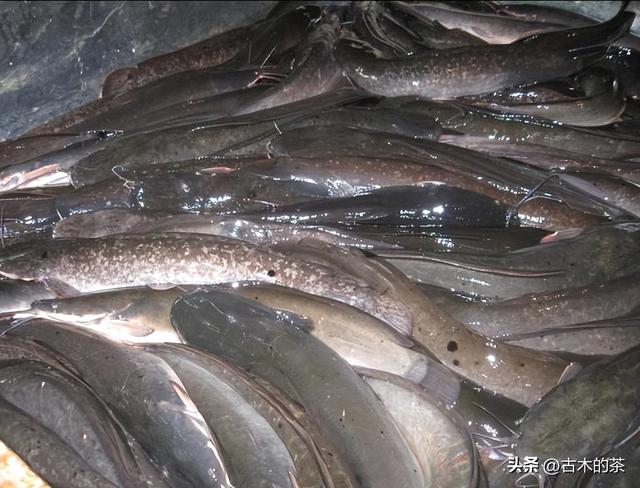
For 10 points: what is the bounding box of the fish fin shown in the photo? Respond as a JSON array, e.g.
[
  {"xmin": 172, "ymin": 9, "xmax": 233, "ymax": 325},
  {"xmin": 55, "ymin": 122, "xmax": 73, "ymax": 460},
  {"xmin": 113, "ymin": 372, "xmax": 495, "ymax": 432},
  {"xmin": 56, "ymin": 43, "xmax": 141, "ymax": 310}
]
[
  {"xmin": 539, "ymin": 228, "xmax": 583, "ymax": 243},
  {"xmin": 40, "ymin": 278, "xmax": 80, "ymax": 298},
  {"xmin": 557, "ymin": 361, "xmax": 582, "ymax": 384},
  {"xmin": 147, "ymin": 283, "xmax": 177, "ymax": 291},
  {"xmin": 417, "ymin": 361, "xmax": 461, "ymax": 406},
  {"xmin": 101, "ymin": 67, "xmax": 139, "ymax": 98}
]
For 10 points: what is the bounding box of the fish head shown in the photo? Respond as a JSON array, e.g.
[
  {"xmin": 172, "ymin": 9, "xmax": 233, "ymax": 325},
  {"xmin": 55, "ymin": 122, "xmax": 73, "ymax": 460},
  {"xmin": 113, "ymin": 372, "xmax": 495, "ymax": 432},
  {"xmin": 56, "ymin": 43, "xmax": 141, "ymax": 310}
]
[{"xmin": 0, "ymin": 244, "xmax": 52, "ymax": 282}]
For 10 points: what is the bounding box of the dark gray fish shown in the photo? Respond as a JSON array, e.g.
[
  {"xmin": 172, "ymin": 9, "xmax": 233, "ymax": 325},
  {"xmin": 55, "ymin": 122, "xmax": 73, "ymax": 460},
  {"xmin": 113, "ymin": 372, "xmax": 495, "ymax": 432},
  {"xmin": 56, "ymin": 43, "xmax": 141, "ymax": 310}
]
[
  {"xmin": 0, "ymin": 181, "xmax": 133, "ymax": 247},
  {"xmin": 52, "ymin": 209, "xmax": 171, "ymax": 239},
  {"xmin": 52, "ymin": 209, "xmax": 396, "ymax": 250},
  {"xmin": 0, "ymin": 132, "xmax": 101, "ymax": 170},
  {"xmin": 171, "ymin": 289, "xmax": 427, "ymax": 488},
  {"xmin": 500, "ymin": 3, "xmax": 640, "ymax": 51},
  {"xmin": 148, "ymin": 347, "xmax": 299, "ymax": 488},
  {"xmin": 269, "ymin": 126, "xmax": 619, "ymax": 231},
  {"xmin": 387, "ymin": 2, "xmax": 489, "ymax": 49},
  {"xmin": 0, "ymin": 397, "xmax": 117, "ymax": 488},
  {"xmin": 289, "ymin": 106, "xmax": 442, "ymax": 140},
  {"xmin": 507, "ymin": 321, "xmax": 640, "ymax": 356},
  {"xmin": 563, "ymin": 171, "xmax": 640, "ymax": 217},
  {"xmin": 70, "ymin": 68, "xmax": 279, "ymax": 133},
  {"xmin": 597, "ymin": 46, "xmax": 640, "ymax": 98},
  {"xmin": 335, "ymin": 12, "xmax": 634, "ymax": 99},
  {"xmin": 98, "ymin": 6, "xmax": 322, "ymax": 99},
  {"xmin": 586, "ymin": 433, "xmax": 640, "ymax": 487},
  {"xmin": 233, "ymin": 283, "xmax": 461, "ymax": 406},
  {"xmin": 339, "ymin": 225, "xmax": 548, "ymax": 254},
  {"xmin": 69, "ymin": 88, "xmax": 363, "ymax": 188},
  {"xmin": 0, "ymin": 359, "xmax": 167, "ymax": 487},
  {"xmin": 126, "ymin": 84, "xmax": 272, "ymax": 133},
  {"xmin": 438, "ymin": 134, "xmax": 640, "ymax": 185},
  {"xmin": 246, "ymin": 184, "xmax": 515, "ymax": 228},
  {"xmin": 389, "ymin": 98, "xmax": 640, "ymax": 159},
  {"xmin": 406, "ymin": 2, "xmax": 566, "ymax": 44},
  {"xmin": 464, "ymin": 68, "xmax": 627, "ymax": 127},
  {"xmin": 0, "ymin": 136, "xmax": 105, "ymax": 194},
  {"xmin": 233, "ymin": 19, "xmax": 349, "ymax": 116},
  {"xmin": 350, "ymin": 1, "xmax": 428, "ymax": 57},
  {"xmin": 127, "ymin": 170, "xmax": 330, "ymax": 214},
  {"xmin": 148, "ymin": 343, "xmax": 340, "ymax": 488},
  {"xmin": 20, "ymin": 288, "xmax": 184, "ymax": 344},
  {"xmin": 8, "ymin": 321, "xmax": 232, "ymax": 488},
  {"xmin": 421, "ymin": 272, "xmax": 640, "ymax": 338},
  {"xmin": 376, "ymin": 222, "xmax": 640, "ymax": 300},
  {"xmin": 515, "ymin": 345, "xmax": 640, "ymax": 461},
  {"xmin": 99, "ymin": 27, "xmax": 250, "ymax": 99}
]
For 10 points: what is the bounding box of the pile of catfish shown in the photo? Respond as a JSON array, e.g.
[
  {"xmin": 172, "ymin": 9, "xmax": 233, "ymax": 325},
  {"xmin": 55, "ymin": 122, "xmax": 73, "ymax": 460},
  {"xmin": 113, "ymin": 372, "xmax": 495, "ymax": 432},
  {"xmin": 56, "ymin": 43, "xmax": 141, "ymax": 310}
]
[{"xmin": 0, "ymin": 2, "xmax": 639, "ymax": 487}]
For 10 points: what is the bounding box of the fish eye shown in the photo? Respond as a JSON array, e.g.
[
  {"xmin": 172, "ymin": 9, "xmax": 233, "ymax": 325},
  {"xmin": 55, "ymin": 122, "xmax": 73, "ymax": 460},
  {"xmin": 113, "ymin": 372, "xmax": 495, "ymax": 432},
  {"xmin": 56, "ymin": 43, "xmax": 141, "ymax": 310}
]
[{"xmin": 39, "ymin": 251, "xmax": 48, "ymax": 259}]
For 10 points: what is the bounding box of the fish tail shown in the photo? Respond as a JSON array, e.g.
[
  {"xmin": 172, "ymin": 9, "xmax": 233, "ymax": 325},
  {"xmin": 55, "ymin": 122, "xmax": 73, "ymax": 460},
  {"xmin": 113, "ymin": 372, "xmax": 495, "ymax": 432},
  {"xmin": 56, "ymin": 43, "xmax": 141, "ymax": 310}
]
[{"xmin": 517, "ymin": 10, "xmax": 635, "ymax": 63}]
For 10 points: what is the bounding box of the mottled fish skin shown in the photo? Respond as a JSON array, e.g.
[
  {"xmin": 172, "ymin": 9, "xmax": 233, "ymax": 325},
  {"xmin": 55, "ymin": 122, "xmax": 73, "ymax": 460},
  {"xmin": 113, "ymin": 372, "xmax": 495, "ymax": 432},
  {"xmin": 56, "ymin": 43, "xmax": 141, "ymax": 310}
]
[
  {"xmin": 0, "ymin": 397, "xmax": 117, "ymax": 488},
  {"xmin": 0, "ymin": 360, "xmax": 167, "ymax": 488},
  {"xmin": 8, "ymin": 322, "xmax": 233, "ymax": 488},
  {"xmin": 0, "ymin": 234, "xmax": 413, "ymax": 335},
  {"xmin": 340, "ymin": 254, "xmax": 571, "ymax": 406},
  {"xmin": 100, "ymin": 26, "xmax": 250, "ymax": 99},
  {"xmin": 149, "ymin": 347, "xmax": 299, "ymax": 488},
  {"xmin": 65, "ymin": 6, "xmax": 319, "ymax": 109},
  {"xmin": 335, "ymin": 11, "xmax": 634, "ymax": 99},
  {"xmin": 515, "ymin": 345, "xmax": 640, "ymax": 462},
  {"xmin": 171, "ymin": 289, "xmax": 426, "ymax": 488},
  {"xmin": 586, "ymin": 434, "xmax": 640, "ymax": 488}
]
